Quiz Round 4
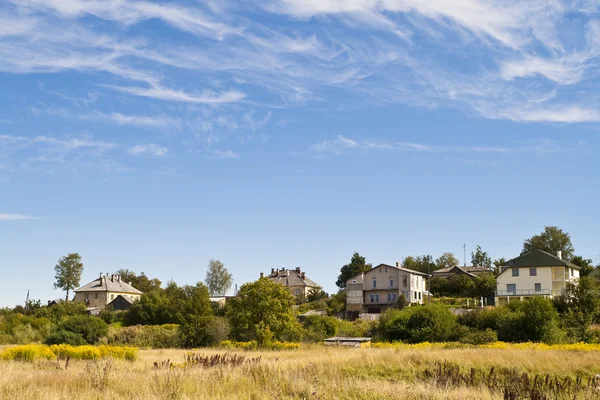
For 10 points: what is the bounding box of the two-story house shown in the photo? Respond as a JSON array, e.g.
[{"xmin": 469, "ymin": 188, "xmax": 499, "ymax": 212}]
[
  {"xmin": 263, "ymin": 267, "xmax": 322, "ymax": 301},
  {"xmin": 346, "ymin": 263, "xmax": 427, "ymax": 317},
  {"xmin": 495, "ymin": 250, "xmax": 580, "ymax": 306},
  {"xmin": 74, "ymin": 273, "xmax": 143, "ymax": 310}
]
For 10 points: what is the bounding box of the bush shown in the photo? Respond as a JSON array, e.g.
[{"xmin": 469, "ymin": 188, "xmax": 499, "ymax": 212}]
[
  {"xmin": 204, "ymin": 317, "xmax": 231, "ymax": 346},
  {"xmin": 380, "ymin": 304, "xmax": 458, "ymax": 343},
  {"xmin": 57, "ymin": 316, "xmax": 108, "ymax": 344},
  {"xmin": 459, "ymin": 329, "xmax": 498, "ymax": 345},
  {"xmin": 302, "ymin": 315, "xmax": 338, "ymax": 341},
  {"xmin": 45, "ymin": 330, "xmax": 87, "ymax": 346},
  {"xmin": 106, "ymin": 324, "xmax": 181, "ymax": 348},
  {"xmin": 0, "ymin": 344, "xmax": 137, "ymax": 362}
]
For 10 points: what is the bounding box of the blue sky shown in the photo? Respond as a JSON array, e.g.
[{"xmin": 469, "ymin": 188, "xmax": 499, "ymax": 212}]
[{"xmin": 1, "ymin": 0, "xmax": 599, "ymax": 307}]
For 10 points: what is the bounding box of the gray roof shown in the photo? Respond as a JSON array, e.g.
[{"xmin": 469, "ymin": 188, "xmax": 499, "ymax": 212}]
[
  {"xmin": 75, "ymin": 275, "xmax": 143, "ymax": 294},
  {"xmin": 266, "ymin": 268, "xmax": 322, "ymax": 289},
  {"xmin": 432, "ymin": 265, "xmax": 493, "ymax": 276},
  {"xmin": 374, "ymin": 263, "xmax": 428, "ymax": 276},
  {"xmin": 502, "ymin": 249, "xmax": 579, "ymax": 269}
]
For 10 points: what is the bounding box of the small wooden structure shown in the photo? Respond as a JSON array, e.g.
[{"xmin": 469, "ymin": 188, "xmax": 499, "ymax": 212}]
[{"xmin": 324, "ymin": 337, "xmax": 371, "ymax": 348}]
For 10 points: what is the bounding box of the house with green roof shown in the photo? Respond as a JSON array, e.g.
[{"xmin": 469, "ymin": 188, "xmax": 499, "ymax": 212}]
[{"xmin": 495, "ymin": 249, "xmax": 580, "ymax": 306}]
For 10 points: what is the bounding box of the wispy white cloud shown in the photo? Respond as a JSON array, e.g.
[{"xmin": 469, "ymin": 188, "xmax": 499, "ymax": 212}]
[
  {"xmin": 0, "ymin": 213, "xmax": 35, "ymax": 221},
  {"xmin": 128, "ymin": 144, "xmax": 168, "ymax": 156},
  {"xmin": 212, "ymin": 149, "xmax": 240, "ymax": 159},
  {"xmin": 108, "ymin": 85, "xmax": 246, "ymax": 104},
  {"xmin": 34, "ymin": 107, "xmax": 181, "ymax": 129},
  {"xmin": 310, "ymin": 135, "xmax": 565, "ymax": 156}
]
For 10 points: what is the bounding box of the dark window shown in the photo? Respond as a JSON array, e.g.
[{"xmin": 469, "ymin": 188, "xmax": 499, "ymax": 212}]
[
  {"xmin": 370, "ymin": 293, "xmax": 375, "ymax": 303},
  {"xmin": 534, "ymin": 283, "xmax": 541, "ymax": 292},
  {"xmin": 372, "ymin": 279, "xmax": 377, "ymax": 288},
  {"xmin": 512, "ymin": 268, "xmax": 519, "ymax": 277},
  {"xmin": 529, "ymin": 267, "xmax": 537, "ymax": 276},
  {"xmin": 375, "ymin": 294, "xmax": 379, "ymax": 303},
  {"xmin": 389, "ymin": 278, "xmax": 394, "ymax": 288},
  {"xmin": 402, "ymin": 276, "xmax": 408, "ymax": 288},
  {"xmin": 507, "ymin": 284, "xmax": 516, "ymax": 294}
]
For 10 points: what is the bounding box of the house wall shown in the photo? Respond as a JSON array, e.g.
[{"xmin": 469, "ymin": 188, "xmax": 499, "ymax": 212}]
[
  {"xmin": 496, "ymin": 266, "xmax": 579, "ymax": 297},
  {"xmin": 74, "ymin": 291, "xmax": 141, "ymax": 309}
]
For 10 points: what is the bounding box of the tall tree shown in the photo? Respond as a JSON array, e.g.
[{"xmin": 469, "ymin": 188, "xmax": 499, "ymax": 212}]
[
  {"xmin": 493, "ymin": 257, "xmax": 506, "ymax": 275},
  {"xmin": 521, "ymin": 226, "xmax": 574, "ymax": 260},
  {"xmin": 435, "ymin": 252, "xmax": 460, "ymax": 269},
  {"xmin": 570, "ymin": 256, "xmax": 595, "ymax": 277},
  {"xmin": 336, "ymin": 252, "xmax": 372, "ymax": 289},
  {"xmin": 471, "ymin": 245, "xmax": 492, "ymax": 268},
  {"xmin": 116, "ymin": 269, "xmax": 162, "ymax": 292},
  {"xmin": 227, "ymin": 277, "xmax": 300, "ymax": 345},
  {"xmin": 205, "ymin": 259, "xmax": 233, "ymax": 296},
  {"xmin": 54, "ymin": 253, "xmax": 84, "ymax": 301},
  {"xmin": 402, "ymin": 255, "xmax": 436, "ymax": 274}
]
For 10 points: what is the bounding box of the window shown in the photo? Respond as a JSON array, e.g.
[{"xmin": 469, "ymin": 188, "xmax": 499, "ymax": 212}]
[
  {"xmin": 389, "ymin": 278, "xmax": 394, "ymax": 288},
  {"xmin": 372, "ymin": 279, "xmax": 377, "ymax": 288},
  {"xmin": 414, "ymin": 291, "xmax": 417, "ymax": 300},
  {"xmin": 375, "ymin": 294, "xmax": 380, "ymax": 303},
  {"xmin": 529, "ymin": 267, "xmax": 537, "ymax": 276},
  {"xmin": 512, "ymin": 268, "xmax": 519, "ymax": 277},
  {"xmin": 506, "ymin": 284, "xmax": 516, "ymax": 294},
  {"xmin": 418, "ymin": 292, "xmax": 421, "ymax": 300},
  {"xmin": 351, "ymin": 280, "xmax": 356, "ymax": 284},
  {"xmin": 387, "ymin": 293, "xmax": 397, "ymax": 302},
  {"xmin": 534, "ymin": 283, "xmax": 541, "ymax": 292},
  {"xmin": 370, "ymin": 293, "xmax": 375, "ymax": 303},
  {"xmin": 402, "ymin": 276, "xmax": 407, "ymax": 288},
  {"xmin": 385, "ymin": 266, "xmax": 388, "ymax": 273},
  {"xmin": 111, "ymin": 294, "xmax": 115, "ymax": 300},
  {"xmin": 295, "ymin": 288, "xmax": 301, "ymax": 296}
]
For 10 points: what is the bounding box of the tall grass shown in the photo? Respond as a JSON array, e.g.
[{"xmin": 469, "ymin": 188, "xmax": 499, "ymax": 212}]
[{"xmin": 1, "ymin": 347, "xmax": 600, "ymax": 399}]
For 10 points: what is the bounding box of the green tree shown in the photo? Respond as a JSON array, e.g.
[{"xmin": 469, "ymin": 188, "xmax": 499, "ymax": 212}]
[
  {"xmin": 336, "ymin": 252, "xmax": 372, "ymax": 289},
  {"xmin": 492, "ymin": 258, "xmax": 506, "ymax": 275},
  {"xmin": 402, "ymin": 255, "xmax": 436, "ymax": 274},
  {"xmin": 306, "ymin": 288, "xmax": 328, "ymax": 302},
  {"xmin": 205, "ymin": 259, "xmax": 233, "ymax": 296},
  {"xmin": 521, "ymin": 226, "xmax": 574, "ymax": 260},
  {"xmin": 470, "ymin": 274, "xmax": 496, "ymax": 298},
  {"xmin": 435, "ymin": 252, "xmax": 460, "ymax": 269},
  {"xmin": 54, "ymin": 253, "xmax": 84, "ymax": 301},
  {"xmin": 570, "ymin": 256, "xmax": 595, "ymax": 277},
  {"xmin": 326, "ymin": 292, "xmax": 347, "ymax": 315},
  {"xmin": 471, "ymin": 245, "xmax": 492, "ymax": 268},
  {"xmin": 554, "ymin": 277, "xmax": 600, "ymax": 341},
  {"xmin": 227, "ymin": 278, "xmax": 300, "ymax": 345},
  {"xmin": 116, "ymin": 269, "xmax": 161, "ymax": 292}
]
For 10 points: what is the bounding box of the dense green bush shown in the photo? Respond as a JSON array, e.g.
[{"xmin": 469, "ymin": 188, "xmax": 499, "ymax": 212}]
[
  {"xmin": 57, "ymin": 316, "xmax": 108, "ymax": 344},
  {"xmin": 44, "ymin": 330, "xmax": 87, "ymax": 346},
  {"xmin": 106, "ymin": 324, "xmax": 181, "ymax": 348},
  {"xmin": 459, "ymin": 328, "xmax": 498, "ymax": 345},
  {"xmin": 301, "ymin": 315, "xmax": 339, "ymax": 341},
  {"xmin": 380, "ymin": 304, "xmax": 459, "ymax": 343},
  {"xmin": 203, "ymin": 317, "xmax": 231, "ymax": 345}
]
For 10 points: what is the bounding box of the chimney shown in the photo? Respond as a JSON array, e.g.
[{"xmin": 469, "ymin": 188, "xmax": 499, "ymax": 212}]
[
  {"xmin": 557, "ymin": 250, "xmax": 562, "ymax": 260},
  {"xmin": 301, "ymin": 272, "xmax": 306, "ymax": 280},
  {"xmin": 99, "ymin": 272, "xmax": 104, "ymax": 279},
  {"xmin": 396, "ymin": 262, "xmax": 401, "ymax": 268},
  {"xmin": 295, "ymin": 267, "xmax": 301, "ymax": 274},
  {"xmin": 260, "ymin": 272, "xmax": 264, "ymax": 279},
  {"xmin": 271, "ymin": 268, "xmax": 275, "ymax": 274},
  {"xmin": 286, "ymin": 270, "xmax": 289, "ymax": 277}
]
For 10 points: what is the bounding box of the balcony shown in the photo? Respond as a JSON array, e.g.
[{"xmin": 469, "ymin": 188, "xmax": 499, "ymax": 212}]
[{"xmin": 495, "ymin": 289, "xmax": 552, "ymax": 296}]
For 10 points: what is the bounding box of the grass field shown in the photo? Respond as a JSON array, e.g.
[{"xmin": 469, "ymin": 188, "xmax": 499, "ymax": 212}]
[{"xmin": 2, "ymin": 346, "xmax": 600, "ymax": 399}]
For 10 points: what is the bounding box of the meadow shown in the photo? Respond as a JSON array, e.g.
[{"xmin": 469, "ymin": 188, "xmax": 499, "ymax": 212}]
[{"xmin": 1, "ymin": 344, "xmax": 600, "ymax": 399}]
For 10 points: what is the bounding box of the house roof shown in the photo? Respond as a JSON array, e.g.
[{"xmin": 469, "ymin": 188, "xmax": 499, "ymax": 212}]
[
  {"xmin": 374, "ymin": 263, "xmax": 428, "ymax": 276},
  {"xmin": 108, "ymin": 295, "xmax": 134, "ymax": 306},
  {"xmin": 432, "ymin": 265, "xmax": 493, "ymax": 277},
  {"xmin": 266, "ymin": 268, "xmax": 322, "ymax": 289},
  {"xmin": 497, "ymin": 249, "xmax": 579, "ymax": 277},
  {"xmin": 589, "ymin": 268, "xmax": 600, "ymax": 278},
  {"xmin": 75, "ymin": 274, "xmax": 143, "ymax": 294}
]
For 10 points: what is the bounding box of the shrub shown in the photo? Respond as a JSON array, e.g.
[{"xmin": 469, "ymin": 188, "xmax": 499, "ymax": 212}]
[
  {"xmin": 380, "ymin": 304, "xmax": 458, "ymax": 343},
  {"xmin": 204, "ymin": 317, "xmax": 231, "ymax": 346},
  {"xmin": 57, "ymin": 316, "xmax": 108, "ymax": 344},
  {"xmin": 0, "ymin": 344, "xmax": 56, "ymax": 361},
  {"xmin": 45, "ymin": 330, "xmax": 87, "ymax": 346},
  {"xmin": 459, "ymin": 329, "xmax": 498, "ymax": 345},
  {"xmin": 106, "ymin": 324, "xmax": 181, "ymax": 348},
  {"xmin": 302, "ymin": 315, "xmax": 338, "ymax": 341}
]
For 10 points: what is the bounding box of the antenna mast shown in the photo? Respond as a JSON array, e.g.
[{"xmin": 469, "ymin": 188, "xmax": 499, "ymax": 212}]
[{"xmin": 463, "ymin": 243, "xmax": 466, "ymax": 267}]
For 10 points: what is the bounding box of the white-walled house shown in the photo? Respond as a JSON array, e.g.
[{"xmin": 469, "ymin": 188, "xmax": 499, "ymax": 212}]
[
  {"xmin": 495, "ymin": 250, "xmax": 579, "ymax": 306},
  {"xmin": 346, "ymin": 263, "xmax": 427, "ymax": 316}
]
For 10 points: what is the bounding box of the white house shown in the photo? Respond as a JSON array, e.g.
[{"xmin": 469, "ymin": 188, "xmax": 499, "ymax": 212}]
[
  {"xmin": 495, "ymin": 250, "xmax": 580, "ymax": 306},
  {"xmin": 346, "ymin": 263, "xmax": 427, "ymax": 317}
]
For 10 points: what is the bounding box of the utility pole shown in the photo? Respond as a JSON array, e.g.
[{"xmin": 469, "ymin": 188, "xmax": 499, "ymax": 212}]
[{"xmin": 463, "ymin": 243, "xmax": 466, "ymax": 267}]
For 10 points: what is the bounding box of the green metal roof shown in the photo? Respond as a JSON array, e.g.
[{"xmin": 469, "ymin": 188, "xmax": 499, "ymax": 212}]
[{"xmin": 501, "ymin": 249, "xmax": 579, "ymax": 269}]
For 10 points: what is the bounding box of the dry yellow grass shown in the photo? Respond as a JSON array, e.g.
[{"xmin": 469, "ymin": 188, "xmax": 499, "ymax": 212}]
[{"xmin": 1, "ymin": 346, "xmax": 600, "ymax": 399}]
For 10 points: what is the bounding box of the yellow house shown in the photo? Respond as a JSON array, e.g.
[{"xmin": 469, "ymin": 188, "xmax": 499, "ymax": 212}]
[
  {"xmin": 74, "ymin": 273, "xmax": 143, "ymax": 309},
  {"xmin": 495, "ymin": 250, "xmax": 580, "ymax": 306}
]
